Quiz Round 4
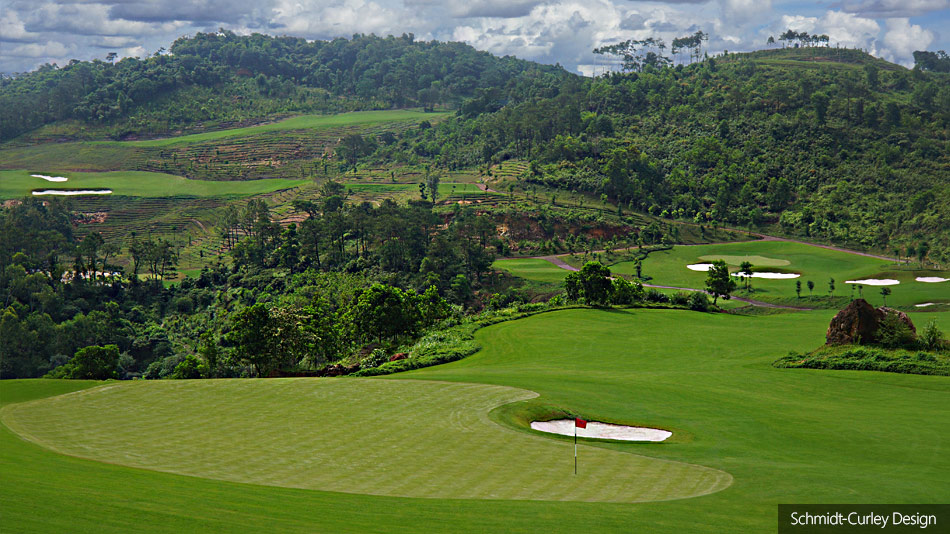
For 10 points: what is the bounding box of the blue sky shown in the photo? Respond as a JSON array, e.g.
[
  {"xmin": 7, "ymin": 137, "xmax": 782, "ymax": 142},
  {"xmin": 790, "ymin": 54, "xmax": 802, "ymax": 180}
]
[{"xmin": 1, "ymin": 0, "xmax": 948, "ymax": 74}]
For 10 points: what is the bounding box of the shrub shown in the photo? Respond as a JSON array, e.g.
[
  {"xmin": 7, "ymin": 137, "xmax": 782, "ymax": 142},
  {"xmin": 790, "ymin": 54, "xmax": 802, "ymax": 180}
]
[
  {"xmin": 644, "ymin": 288, "xmax": 669, "ymax": 303},
  {"xmin": 45, "ymin": 344, "xmax": 120, "ymax": 380},
  {"xmin": 670, "ymin": 292, "xmax": 690, "ymax": 306},
  {"xmin": 921, "ymin": 319, "xmax": 945, "ymax": 351},
  {"xmin": 688, "ymin": 292, "xmax": 710, "ymax": 312},
  {"xmin": 171, "ymin": 354, "xmax": 208, "ymax": 379},
  {"xmin": 876, "ymin": 312, "xmax": 917, "ymax": 349}
]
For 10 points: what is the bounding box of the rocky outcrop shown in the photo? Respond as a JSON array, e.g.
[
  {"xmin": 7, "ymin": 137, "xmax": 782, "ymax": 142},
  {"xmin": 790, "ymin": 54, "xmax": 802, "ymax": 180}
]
[{"xmin": 826, "ymin": 299, "xmax": 916, "ymax": 345}]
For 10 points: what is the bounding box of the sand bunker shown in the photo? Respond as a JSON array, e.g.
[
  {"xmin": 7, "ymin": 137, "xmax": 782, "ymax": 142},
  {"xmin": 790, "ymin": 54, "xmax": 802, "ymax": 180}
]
[
  {"xmin": 32, "ymin": 189, "xmax": 112, "ymax": 196},
  {"xmin": 687, "ymin": 263, "xmax": 713, "ymax": 271},
  {"xmin": 531, "ymin": 419, "xmax": 671, "ymax": 442},
  {"xmin": 31, "ymin": 174, "xmax": 68, "ymax": 182},
  {"xmin": 915, "ymin": 303, "xmax": 936, "ymax": 308},
  {"xmin": 916, "ymin": 277, "xmax": 949, "ymax": 283},
  {"xmin": 844, "ymin": 279, "xmax": 899, "ymax": 286},
  {"xmin": 731, "ymin": 272, "xmax": 800, "ymax": 279}
]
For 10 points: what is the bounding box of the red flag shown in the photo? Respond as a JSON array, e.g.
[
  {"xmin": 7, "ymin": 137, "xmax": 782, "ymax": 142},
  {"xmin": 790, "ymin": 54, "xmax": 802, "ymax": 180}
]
[{"xmin": 575, "ymin": 418, "xmax": 587, "ymax": 429}]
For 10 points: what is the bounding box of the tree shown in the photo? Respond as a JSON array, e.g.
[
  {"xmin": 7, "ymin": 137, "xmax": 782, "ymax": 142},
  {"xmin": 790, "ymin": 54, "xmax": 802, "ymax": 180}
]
[
  {"xmin": 807, "ymin": 280, "xmax": 815, "ymax": 295},
  {"xmin": 564, "ymin": 271, "xmax": 581, "ymax": 301},
  {"xmin": 828, "ymin": 278, "xmax": 835, "ymax": 301},
  {"xmin": 917, "ymin": 242, "xmax": 929, "ymax": 267},
  {"xmin": 610, "ymin": 277, "xmax": 643, "ymax": 305},
  {"xmin": 880, "ymin": 286, "xmax": 891, "ymax": 307},
  {"xmin": 47, "ymin": 344, "xmax": 120, "ymax": 380},
  {"xmin": 577, "ymin": 261, "xmax": 613, "ymax": 306},
  {"xmin": 347, "ymin": 283, "xmax": 419, "ymax": 343},
  {"xmin": 739, "ymin": 260, "xmax": 753, "ymax": 291},
  {"xmin": 704, "ymin": 260, "xmax": 736, "ymax": 305},
  {"xmin": 795, "ymin": 280, "xmax": 802, "ymax": 299}
]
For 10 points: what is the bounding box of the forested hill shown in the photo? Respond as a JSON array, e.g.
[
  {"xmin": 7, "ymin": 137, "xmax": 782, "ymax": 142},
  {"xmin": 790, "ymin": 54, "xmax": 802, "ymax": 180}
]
[
  {"xmin": 0, "ymin": 31, "xmax": 575, "ymax": 141},
  {"xmin": 427, "ymin": 47, "xmax": 950, "ymax": 262},
  {"xmin": 1, "ymin": 36, "xmax": 948, "ymax": 260}
]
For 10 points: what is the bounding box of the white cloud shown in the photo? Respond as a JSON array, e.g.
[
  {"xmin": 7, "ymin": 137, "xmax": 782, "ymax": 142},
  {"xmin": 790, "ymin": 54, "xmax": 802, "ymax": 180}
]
[
  {"xmin": 880, "ymin": 17, "xmax": 934, "ymax": 65},
  {"xmin": 0, "ymin": 9, "xmax": 40, "ymax": 42},
  {"xmin": 836, "ymin": 0, "xmax": 950, "ymax": 18},
  {"xmin": 4, "ymin": 40, "xmax": 72, "ymax": 58}
]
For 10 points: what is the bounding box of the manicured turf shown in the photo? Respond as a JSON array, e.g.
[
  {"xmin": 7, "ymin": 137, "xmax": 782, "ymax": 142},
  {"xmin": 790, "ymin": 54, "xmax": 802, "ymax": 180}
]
[
  {"xmin": 102, "ymin": 110, "xmax": 450, "ymax": 147},
  {"xmin": 3, "ymin": 308, "xmax": 949, "ymax": 532},
  {"xmin": 623, "ymin": 241, "xmax": 950, "ymax": 308},
  {"xmin": 493, "ymin": 258, "xmax": 569, "ymax": 283},
  {"xmin": 3, "ymin": 379, "xmax": 728, "ymax": 502},
  {"xmin": 0, "ymin": 169, "xmax": 308, "ymax": 199}
]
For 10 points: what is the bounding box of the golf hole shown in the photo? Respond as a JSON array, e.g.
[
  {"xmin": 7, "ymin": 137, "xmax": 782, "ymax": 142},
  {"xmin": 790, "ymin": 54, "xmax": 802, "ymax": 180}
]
[{"xmin": 530, "ymin": 419, "xmax": 672, "ymax": 442}]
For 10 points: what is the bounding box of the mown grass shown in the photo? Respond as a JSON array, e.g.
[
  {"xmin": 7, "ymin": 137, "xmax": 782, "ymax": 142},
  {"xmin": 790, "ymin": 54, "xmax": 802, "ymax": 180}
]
[
  {"xmin": 626, "ymin": 241, "xmax": 950, "ymax": 308},
  {"xmin": 0, "ymin": 169, "xmax": 308, "ymax": 199},
  {"xmin": 493, "ymin": 258, "xmax": 570, "ymax": 283},
  {"xmin": 101, "ymin": 110, "xmax": 450, "ymax": 147},
  {"xmin": 2, "ymin": 309, "xmax": 950, "ymax": 532}
]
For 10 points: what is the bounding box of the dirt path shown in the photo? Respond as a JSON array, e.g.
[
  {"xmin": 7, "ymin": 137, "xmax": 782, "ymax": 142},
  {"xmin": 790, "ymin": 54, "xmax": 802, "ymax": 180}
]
[{"xmin": 476, "ymin": 183, "xmax": 499, "ymax": 193}]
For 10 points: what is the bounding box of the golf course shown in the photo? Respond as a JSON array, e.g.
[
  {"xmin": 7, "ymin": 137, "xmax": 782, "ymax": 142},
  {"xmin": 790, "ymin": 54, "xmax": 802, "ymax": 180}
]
[{"xmin": 3, "ymin": 308, "xmax": 949, "ymax": 532}]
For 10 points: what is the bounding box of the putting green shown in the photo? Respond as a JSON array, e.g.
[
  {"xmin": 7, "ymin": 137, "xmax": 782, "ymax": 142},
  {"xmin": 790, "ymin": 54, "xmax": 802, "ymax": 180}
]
[
  {"xmin": 697, "ymin": 254, "xmax": 790, "ymax": 267},
  {"xmin": 2, "ymin": 378, "xmax": 731, "ymax": 503}
]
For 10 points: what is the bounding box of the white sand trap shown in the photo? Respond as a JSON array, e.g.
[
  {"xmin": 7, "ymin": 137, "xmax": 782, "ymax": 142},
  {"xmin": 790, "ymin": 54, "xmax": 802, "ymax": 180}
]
[
  {"xmin": 687, "ymin": 263, "xmax": 713, "ymax": 271},
  {"xmin": 731, "ymin": 272, "xmax": 800, "ymax": 279},
  {"xmin": 916, "ymin": 277, "xmax": 949, "ymax": 283},
  {"xmin": 31, "ymin": 174, "xmax": 68, "ymax": 182},
  {"xmin": 531, "ymin": 419, "xmax": 671, "ymax": 442},
  {"xmin": 844, "ymin": 279, "xmax": 899, "ymax": 286},
  {"xmin": 32, "ymin": 189, "xmax": 112, "ymax": 196},
  {"xmin": 915, "ymin": 303, "xmax": 936, "ymax": 308}
]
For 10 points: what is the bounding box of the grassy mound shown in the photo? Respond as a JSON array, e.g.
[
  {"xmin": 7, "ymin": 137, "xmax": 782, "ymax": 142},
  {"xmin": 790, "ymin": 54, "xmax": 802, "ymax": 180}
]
[{"xmin": 775, "ymin": 345, "xmax": 950, "ymax": 376}]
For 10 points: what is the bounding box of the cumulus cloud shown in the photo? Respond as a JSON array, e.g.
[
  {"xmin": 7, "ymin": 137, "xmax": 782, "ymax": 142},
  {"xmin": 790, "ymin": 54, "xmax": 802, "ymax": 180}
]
[
  {"xmin": 0, "ymin": 0, "xmax": 948, "ymax": 74},
  {"xmin": 880, "ymin": 17, "xmax": 934, "ymax": 64},
  {"xmin": 834, "ymin": 0, "xmax": 950, "ymax": 18}
]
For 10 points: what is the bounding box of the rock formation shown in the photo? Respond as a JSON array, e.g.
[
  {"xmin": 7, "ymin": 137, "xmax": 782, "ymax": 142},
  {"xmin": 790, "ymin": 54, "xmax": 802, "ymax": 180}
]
[{"xmin": 826, "ymin": 299, "xmax": 916, "ymax": 345}]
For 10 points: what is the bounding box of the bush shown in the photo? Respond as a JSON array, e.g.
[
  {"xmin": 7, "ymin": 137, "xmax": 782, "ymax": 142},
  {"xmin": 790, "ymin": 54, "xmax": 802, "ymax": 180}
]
[
  {"xmin": 688, "ymin": 292, "xmax": 710, "ymax": 312},
  {"xmin": 644, "ymin": 289, "xmax": 669, "ymax": 303},
  {"xmin": 670, "ymin": 292, "xmax": 690, "ymax": 306},
  {"xmin": 921, "ymin": 319, "xmax": 945, "ymax": 351},
  {"xmin": 45, "ymin": 344, "xmax": 120, "ymax": 380},
  {"xmin": 171, "ymin": 354, "xmax": 208, "ymax": 379},
  {"xmin": 876, "ymin": 312, "xmax": 917, "ymax": 349}
]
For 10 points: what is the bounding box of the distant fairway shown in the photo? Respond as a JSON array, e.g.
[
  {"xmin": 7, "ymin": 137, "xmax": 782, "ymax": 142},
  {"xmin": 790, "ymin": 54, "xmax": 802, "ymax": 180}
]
[
  {"xmin": 2, "ymin": 378, "xmax": 730, "ymax": 503},
  {"xmin": 102, "ymin": 110, "xmax": 450, "ymax": 147},
  {"xmin": 0, "ymin": 169, "xmax": 308, "ymax": 199},
  {"xmin": 493, "ymin": 258, "xmax": 570, "ymax": 283},
  {"xmin": 622, "ymin": 241, "xmax": 950, "ymax": 308}
]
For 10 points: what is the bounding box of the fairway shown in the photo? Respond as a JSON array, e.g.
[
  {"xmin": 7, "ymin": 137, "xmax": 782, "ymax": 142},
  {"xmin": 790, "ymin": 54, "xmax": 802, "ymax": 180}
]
[
  {"xmin": 622, "ymin": 241, "xmax": 950, "ymax": 307},
  {"xmin": 0, "ymin": 169, "xmax": 308, "ymax": 199},
  {"xmin": 103, "ymin": 110, "xmax": 450, "ymax": 147},
  {"xmin": 493, "ymin": 258, "xmax": 569, "ymax": 282},
  {"xmin": 3, "ymin": 379, "xmax": 730, "ymax": 503}
]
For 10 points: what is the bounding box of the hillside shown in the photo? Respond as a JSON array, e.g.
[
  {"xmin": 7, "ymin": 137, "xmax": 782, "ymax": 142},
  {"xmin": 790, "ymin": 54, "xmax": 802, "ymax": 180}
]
[{"xmin": 0, "ymin": 31, "xmax": 574, "ymax": 142}]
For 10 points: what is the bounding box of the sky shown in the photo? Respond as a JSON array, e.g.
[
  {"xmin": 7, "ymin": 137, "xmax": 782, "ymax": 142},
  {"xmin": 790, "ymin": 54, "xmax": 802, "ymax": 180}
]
[{"xmin": 1, "ymin": 0, "xmax": 948, "ymax": 75}]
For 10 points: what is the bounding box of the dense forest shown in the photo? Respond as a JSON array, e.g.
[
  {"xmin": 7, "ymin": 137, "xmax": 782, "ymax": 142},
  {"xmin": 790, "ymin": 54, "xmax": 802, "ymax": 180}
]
[
  {"xmin": 1, "ymin": 32, "xmax": 948, "ymax": 379},
  {"xmin": 0, "ymin": 31, "xmax": 573, "ymax": 141}
]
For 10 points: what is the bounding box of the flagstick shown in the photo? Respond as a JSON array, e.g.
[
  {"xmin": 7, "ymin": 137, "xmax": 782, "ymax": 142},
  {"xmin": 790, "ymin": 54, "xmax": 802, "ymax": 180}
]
[{"xmin": 574, "ymin": 426, "xmax": 577, "ymax": 475}]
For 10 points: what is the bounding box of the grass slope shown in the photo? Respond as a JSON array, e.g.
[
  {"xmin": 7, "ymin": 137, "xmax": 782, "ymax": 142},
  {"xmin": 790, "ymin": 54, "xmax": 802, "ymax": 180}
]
[
  {"xmin": 3, "ymin": 379, "xmax": 728, "ymax": 503},
  {"xmin": 102, "ymin": 110, "xmax": 450, "ymax": 147},
  {"xmin": 3, "ymin": 309, "xmax": 949, "ymax": 532},
  {"xmin": 0, "ymin": 169, "xmax": 308, "ymax": 199}
]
